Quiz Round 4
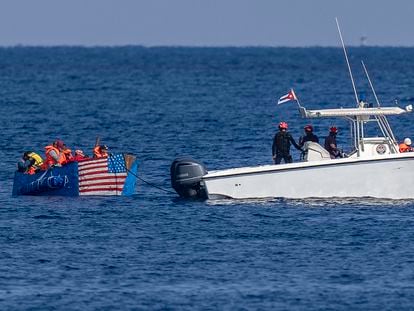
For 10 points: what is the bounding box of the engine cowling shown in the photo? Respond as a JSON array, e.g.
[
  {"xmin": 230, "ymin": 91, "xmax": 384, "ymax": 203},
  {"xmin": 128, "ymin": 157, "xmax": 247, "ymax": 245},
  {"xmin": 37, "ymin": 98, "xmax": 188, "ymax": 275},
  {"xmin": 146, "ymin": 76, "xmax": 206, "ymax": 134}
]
[{"xmin": 170, "ymin": 157, "xmax": 207, "ymax": 199}]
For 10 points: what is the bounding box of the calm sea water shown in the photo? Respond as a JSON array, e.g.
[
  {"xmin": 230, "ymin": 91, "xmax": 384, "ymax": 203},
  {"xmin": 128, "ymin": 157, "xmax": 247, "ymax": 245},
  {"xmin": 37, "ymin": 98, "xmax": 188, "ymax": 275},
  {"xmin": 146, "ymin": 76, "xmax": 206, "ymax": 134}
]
[{"xmin": 1, "ymin": 47, "xmax": 414, "ymax": 310}]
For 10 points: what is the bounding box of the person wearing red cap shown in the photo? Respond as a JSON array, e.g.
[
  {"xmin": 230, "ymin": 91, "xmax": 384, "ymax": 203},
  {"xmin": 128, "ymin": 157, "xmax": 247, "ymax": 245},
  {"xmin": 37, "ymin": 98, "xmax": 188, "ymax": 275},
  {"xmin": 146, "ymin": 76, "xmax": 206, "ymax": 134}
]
[
  {"xmin": 298, "ymin": 124, "xmax": 319, "ymax": 148},
  {"xmin": 324, "ymin": 127, "xmax": 341, "ymax": 158},
  {"xmin": 272, "ymin": 121, "xmax": 302, "ymax": 164}
]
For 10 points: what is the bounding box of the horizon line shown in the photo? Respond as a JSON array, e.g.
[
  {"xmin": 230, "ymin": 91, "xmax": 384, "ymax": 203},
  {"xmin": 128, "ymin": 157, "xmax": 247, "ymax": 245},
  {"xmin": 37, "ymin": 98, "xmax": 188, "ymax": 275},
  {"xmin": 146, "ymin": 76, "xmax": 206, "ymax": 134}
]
[{"xmin": 0, "ymin": 44, "xmax": 413, "ymax": 49}]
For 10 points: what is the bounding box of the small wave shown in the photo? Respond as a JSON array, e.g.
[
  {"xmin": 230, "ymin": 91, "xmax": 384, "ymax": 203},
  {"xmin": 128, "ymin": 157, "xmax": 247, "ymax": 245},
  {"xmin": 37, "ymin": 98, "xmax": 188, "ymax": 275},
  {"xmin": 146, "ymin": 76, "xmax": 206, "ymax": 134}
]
[
  {"xmin": 37, "ymin": 259, "xmax": 52, "ymax": 263},
  {"xmin": 60, "ymin": 87, "xmax": 100, "ymax": 93},
  {"xmin": 206, "ymin": 196, "xmax": 414, "ymax": 207},
  {"xmin": 33, "ymin": 214, "xmax": 66, "ymax": 220},
  {"xmin": 63, "ymin": 265, "xmax": 80, "ymax": 270},
  {"xmin": 284, "ymin": 197, "xmax": 414, "ymax": 207},
  {"xmin": 25, "ymin": 101, "xmax": 41, "ymax": 106}
]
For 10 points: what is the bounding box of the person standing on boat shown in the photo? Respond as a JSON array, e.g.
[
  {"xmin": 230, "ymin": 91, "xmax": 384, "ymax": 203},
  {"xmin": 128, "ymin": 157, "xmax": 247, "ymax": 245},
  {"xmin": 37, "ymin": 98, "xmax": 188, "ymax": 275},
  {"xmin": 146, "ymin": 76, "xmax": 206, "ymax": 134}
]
[
  {"xmin": 272, "ymin": 121, "xmax": 302, "ymax": 164},
  {"xmin": 399, "ymin": 138, "xmax": 414, "ymax": 153},
  {"xmin": 324, "ymin": 127, "xmax": 341, "ymax": 158},
  {"xmin": 299, "ymin": 125, "xmax": 319, "ymax": 148}
]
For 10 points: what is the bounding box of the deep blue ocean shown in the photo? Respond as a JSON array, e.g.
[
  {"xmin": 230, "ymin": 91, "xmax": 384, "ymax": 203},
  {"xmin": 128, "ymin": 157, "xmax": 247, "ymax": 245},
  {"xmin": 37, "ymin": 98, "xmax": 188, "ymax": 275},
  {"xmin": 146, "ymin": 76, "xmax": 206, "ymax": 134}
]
[{"xmin": 1, "ymin": 47, "xmax": 414, "ymax": 310}]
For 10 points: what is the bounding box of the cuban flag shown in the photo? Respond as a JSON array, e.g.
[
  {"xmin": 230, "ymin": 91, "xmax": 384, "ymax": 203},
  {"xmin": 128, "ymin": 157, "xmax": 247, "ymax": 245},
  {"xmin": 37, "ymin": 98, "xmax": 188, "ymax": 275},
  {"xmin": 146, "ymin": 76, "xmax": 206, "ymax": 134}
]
[{"xmin": 277, "ymin": 89, "xmax": 297, "ymax": 105}]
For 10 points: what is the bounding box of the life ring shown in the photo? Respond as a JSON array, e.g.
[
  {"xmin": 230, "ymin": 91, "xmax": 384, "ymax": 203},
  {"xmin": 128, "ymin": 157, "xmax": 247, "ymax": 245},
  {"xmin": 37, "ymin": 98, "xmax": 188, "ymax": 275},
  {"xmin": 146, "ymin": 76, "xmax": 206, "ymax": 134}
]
[{"xmin": 376, "ymin": 144, "xmax": 386, "ymax": 154}]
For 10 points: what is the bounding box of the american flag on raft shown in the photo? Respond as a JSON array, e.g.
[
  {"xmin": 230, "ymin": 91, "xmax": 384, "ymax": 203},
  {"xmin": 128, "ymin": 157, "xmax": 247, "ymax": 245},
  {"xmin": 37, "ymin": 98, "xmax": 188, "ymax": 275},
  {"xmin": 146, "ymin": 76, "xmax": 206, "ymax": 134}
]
[{"xmin": 78, "ymin": 154, "xmax": 128, "ymax": 195}]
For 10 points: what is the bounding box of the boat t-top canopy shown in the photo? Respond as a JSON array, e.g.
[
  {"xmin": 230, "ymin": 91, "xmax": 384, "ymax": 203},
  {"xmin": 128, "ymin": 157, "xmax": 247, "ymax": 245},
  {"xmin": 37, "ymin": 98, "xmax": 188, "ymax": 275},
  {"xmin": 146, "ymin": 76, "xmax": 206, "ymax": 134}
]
[
  {"xmin": 299, "ymin": 105, "xmax": 413, "ymax": 119},
  {"xmin": 297, "ymin": 104, "xmax": 413, "ymax": 156}
]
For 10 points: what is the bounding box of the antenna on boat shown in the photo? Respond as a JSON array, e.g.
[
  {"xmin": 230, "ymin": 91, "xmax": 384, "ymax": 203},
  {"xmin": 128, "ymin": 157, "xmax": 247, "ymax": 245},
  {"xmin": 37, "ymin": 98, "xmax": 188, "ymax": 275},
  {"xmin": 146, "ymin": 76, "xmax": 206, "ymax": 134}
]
[
  {"xmin": 361, "ymin": 60, "xmax": 381, "ymax": 107},
  {"xmin": 335, "ymin": 17, "xmax": 359, "ymax": 107},
  {"xmin": 361, "ymin": 60, "xmax": 398, "ymax": 147}
]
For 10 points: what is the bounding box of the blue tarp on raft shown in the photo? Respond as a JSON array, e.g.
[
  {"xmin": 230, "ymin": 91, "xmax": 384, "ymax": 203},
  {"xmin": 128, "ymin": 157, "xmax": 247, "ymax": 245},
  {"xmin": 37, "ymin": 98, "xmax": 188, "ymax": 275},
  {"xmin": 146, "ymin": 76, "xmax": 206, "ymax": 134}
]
[
  {"xmin": 12, "ymin": 153, "xmax": 139, "ymax": 196},
  {"xmin": 12, "ymin": 162, "xmax": 79, "ymax": 196}
]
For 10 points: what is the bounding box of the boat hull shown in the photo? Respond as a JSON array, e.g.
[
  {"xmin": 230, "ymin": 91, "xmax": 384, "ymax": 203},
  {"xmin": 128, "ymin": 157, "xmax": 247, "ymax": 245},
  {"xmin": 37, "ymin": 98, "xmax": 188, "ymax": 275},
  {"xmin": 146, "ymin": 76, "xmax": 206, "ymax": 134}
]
[
  {"xmin": 12, "ymin": 154, "xmax": 138, "ymax": 196},
  {"xmin": 203, "ymin": 154, "xmax": 414, "ymax": 200}
]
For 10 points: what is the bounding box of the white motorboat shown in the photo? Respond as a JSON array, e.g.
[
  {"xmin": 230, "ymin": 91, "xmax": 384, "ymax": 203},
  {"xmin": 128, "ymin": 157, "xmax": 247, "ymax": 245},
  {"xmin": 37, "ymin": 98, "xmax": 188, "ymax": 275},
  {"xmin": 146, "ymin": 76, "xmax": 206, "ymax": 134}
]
[
  {"xmin": 171, "ymin": 103, "xmax": 414, "ymax": 200},
  {"xmin": 170, "ymin": 21, "xmax": 414, "ymax": 200}
]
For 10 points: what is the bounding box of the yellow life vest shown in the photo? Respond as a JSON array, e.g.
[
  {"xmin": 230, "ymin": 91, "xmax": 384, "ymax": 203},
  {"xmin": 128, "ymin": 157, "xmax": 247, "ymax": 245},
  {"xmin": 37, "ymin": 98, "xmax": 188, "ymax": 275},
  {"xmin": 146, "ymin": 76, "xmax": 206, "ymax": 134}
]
[{"xmin": 27, "ymin": 152, "xmax": 44, "ymax": 168}]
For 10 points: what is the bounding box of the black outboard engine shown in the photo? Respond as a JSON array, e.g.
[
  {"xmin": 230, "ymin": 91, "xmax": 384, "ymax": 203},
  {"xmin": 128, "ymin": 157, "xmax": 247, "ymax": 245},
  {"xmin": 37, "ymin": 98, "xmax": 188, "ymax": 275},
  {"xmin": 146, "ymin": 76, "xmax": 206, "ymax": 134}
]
[{"xmin": 170, "ymin": 157, "xmax": 208, "ymax": 199}]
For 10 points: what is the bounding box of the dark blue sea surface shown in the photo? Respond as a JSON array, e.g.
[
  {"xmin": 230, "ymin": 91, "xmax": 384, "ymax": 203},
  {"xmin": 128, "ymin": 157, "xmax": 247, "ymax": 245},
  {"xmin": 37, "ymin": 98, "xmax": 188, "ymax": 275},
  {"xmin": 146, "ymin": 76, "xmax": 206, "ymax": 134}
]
[{"xmin": 1, "ymin": 47, "xmax": 414, "ymax": 310}]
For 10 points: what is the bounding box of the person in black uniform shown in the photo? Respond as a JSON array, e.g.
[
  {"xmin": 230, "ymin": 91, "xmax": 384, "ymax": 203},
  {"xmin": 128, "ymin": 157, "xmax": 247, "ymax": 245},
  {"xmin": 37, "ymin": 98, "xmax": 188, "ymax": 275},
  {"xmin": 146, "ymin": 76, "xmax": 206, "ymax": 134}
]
[
  {"xmin": 324, "ymin": 126, "xmax": 341, "ymax": 158},
  {"xmin": 272, "ymin": 121, "xmax": 302, "ymax": 164},
  {"xmin": 299, "ymin": 124, "xmax": 319, "ymax": 148}
]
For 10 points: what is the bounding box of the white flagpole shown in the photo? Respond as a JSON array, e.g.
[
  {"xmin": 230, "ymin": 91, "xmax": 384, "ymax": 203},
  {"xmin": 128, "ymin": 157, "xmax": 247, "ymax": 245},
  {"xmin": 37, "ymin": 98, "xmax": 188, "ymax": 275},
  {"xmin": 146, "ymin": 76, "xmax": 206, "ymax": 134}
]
[{"xmin": 291, "ymin": 89, "xmax": 304, "ymax": 109}]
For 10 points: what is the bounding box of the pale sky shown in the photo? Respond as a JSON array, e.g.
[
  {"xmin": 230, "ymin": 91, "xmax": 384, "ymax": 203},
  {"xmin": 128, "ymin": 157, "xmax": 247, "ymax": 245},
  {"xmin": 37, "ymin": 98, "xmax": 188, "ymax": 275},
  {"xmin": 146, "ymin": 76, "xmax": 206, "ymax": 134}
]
[{"xmin": 0, "ymin": 0, "xmax": 413, "ymax": 47}]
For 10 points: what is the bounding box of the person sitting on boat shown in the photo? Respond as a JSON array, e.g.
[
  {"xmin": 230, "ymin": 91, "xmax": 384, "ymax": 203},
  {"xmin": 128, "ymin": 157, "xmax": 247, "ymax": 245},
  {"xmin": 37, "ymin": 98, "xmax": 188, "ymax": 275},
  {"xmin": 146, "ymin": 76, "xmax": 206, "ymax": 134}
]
[
  {"xmin": 44, "ymin": 139, "xmax": 66, "ymax": 168},
  {"xmin": 399, "ymin": 138, "xmax": 414, "ymax": 153},
  {"xmin": 17, "ymin": 151, "xmax": 44, "ymax": 174},
  {"xmin": 93, "ymin": 145, "xmax": 109, "ymax": 158},
  {"xmin": 73, "ymin": 149, "xmax": 89, "ymax": 161},
  {"xmin": 299, "ymin": 124, "xmax": 319, "ymax": 148},
  {"xmin": 61, "ymin": 144, "xmax": 75, "ymax": 163},
  {"xmin": 324, "ymin": 126, "xmax": 342, "ymax": 159},
  {"xmin": 272, "ymin": 121, "xmax": 302, "ymax": 164}
]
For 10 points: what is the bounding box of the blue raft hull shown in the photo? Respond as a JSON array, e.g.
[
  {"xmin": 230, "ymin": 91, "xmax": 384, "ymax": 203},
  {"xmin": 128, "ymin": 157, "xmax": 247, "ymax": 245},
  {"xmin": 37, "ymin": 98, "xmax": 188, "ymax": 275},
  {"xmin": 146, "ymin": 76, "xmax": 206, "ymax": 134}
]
[{"xmin": 12, "ymin": 153, "xmax": 138, "ymax": 196}]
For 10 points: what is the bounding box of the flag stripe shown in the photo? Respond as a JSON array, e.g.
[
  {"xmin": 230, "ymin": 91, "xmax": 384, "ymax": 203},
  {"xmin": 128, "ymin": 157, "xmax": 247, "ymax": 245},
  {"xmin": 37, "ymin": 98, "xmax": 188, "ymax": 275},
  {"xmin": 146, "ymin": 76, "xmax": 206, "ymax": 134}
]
[
  {"xmin": 82, "ymin": 176, "xmax": 126, "ymax": 186},
  {"xmin": 278, "ymin": 98, "xmax": 291, "ymax": 104},
  {"xmin": 79, "ymin": 186, "xmax": 122, "ymax": 192},
  {"xmin": 79, "ymin": 161, "xmax": 107, "ymax": 170},
  {"xmin": 79, "ymin": 164, "xmax": 108, "ymax": 173},
  {"xmin": 78, "ymin": 158, "xmax": 108, "ymax": 166},
  {"xmin": 80, "ymin": 190, "xmax": 124, "ymax": 196},
  {"xmin": 79, "ymin": 173, "xmax": 127, "ymax": 182},
  {"xmin": 80, "ymin": 181, "xmax": 125, "ymax": 189},
  {"xmin": 277, "ymin": 89, "xmax": 297, "ymax": 105},
  {"xmin": 79, "ymin": 169, "xmax": 109, "ymax": 177},
  {"xmin": 77, "ymin": 155, "xmax": 128, "ymax": 196},
  {"xmin": 79, "ymin": 175, "xmax": 127, "ymax": 183}
]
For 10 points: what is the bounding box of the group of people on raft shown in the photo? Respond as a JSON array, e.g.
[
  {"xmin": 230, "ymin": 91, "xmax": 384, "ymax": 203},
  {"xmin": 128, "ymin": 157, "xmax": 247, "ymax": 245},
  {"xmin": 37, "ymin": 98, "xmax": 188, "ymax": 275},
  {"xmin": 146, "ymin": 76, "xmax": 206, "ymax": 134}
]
[
  {"xmin": 17, "ymin": 139, "xmax": 110, "ymax": 175},
  {"xmin": 272, "ymin": 122, "xmax": 413, "ymax": 164}
]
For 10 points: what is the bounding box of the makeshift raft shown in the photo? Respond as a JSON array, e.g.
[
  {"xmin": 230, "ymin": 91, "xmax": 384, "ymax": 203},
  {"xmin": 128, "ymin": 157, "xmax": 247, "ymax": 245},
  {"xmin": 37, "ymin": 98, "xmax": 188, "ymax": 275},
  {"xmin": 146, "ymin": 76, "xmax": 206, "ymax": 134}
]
[{"xmin": 12, "ymin": 153, "xmax": 138, "ymax": 196}]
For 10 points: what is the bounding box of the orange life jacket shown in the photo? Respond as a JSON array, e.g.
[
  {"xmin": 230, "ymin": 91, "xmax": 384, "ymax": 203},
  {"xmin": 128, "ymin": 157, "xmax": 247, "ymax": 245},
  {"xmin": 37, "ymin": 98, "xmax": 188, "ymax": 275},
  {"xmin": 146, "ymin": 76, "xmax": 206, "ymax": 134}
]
[
  {"xmin": 399, "ymin": 143, "xmax": 412, "ymax": 153},
  {"xmin": 26, "ymin": 167, "xmax": 35, "ymax": 175},
  {"xmin": 62, "ymin": 148, "xmax": 74, "ymax": 163},
  {"xmin": 93, "ymin": 146, "xmax": 108, "ymax": 158},
  {"xmin": 45, "ymin": 145, "xmax": 65, "ymax": 167}
]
